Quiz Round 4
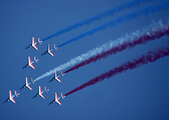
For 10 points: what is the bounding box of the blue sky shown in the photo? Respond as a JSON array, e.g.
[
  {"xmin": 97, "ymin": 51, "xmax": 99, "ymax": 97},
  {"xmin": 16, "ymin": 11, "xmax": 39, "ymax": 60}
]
[{"xmin": 1, "ymin": 0, "xmax": 169, "ymax": 120}]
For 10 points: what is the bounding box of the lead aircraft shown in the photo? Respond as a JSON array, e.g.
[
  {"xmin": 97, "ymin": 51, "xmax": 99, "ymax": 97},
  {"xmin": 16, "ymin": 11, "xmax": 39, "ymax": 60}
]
[
  {"xmin": 4, "ymin": 90, "xmax": 20, "ymax": 103},
  {"xmin": 41, "ymin": 44, "xmax": 58, "ymax": 56},
  {"xmin": 25, "ymin": 37, "xmax": 42, "ymax": 50},
  {"xmin": 33, "ymin": 86, "xmax": 49, "ymax": 99},
  {"xmin": 49, "ymin": 93, "xmax": 65, "ymax": 105},
  {"xmin": 22, "ymin": 56, "xmax": 39, "ymax": 69},
  {"xmin": 20, "ymin": 77, "xmax": 35, "ymax": 90}
]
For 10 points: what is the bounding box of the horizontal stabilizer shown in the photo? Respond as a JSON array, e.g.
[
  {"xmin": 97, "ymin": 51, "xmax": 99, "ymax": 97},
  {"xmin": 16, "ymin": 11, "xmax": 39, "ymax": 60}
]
[
  {"xmin": 61, "ymin": 93, "xmax": 65, "ymax": 99},
  {"xmin": 44, "ymin": 86, "xmax": 49, "ymax": 93},
  {"xmin": 54, "ymin": 44, "xmax": 58, "ymax": 50},
  {"xmin": 61, "ymin": 70, "xmax": 65, "ymax": 76},
  {"xmin": 15, "ymin": 91, "xmax": 20, "ymax": 97},
  {"xmin": 31, "ymin": 78, "xmax": 35, "ymax": 84},
  {"xmin": 34, "ymin": 56, "xmax": 39, "ymax": 63},
  {"xmin": 38, "ymin": 38, "xmax": 42, "ymax": 44}
]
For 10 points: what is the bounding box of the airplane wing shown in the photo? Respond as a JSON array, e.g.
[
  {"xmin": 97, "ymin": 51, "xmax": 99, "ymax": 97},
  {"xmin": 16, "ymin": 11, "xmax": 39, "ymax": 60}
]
[
  {"xmin": 9, "ymin": 90, "xmax": 16, "ymax": 103},
  {"xmin": 49, "ymin": 51, "xmax": 54, "ymax": 56},
  {"xmin": 39, "ymin": 86, "xmax": 45, "ymax": 99},
  {"xmin": 29, "ymin": 64, "xmax": 35, "ymax": 69},
  {"xmin": 39, "ymin": 94, "xmax": 45, "ymax": 99},
  {"xmin": 26, "ymin": 85, "xmax": 32, "ymax": 90},
  {"xmin": 48, "ymin": 44, "xmax": 54, "ymax": 56},
  {"xmin": 32, "ymin": 37, "xmax": 38, "ymax": 50},
  {"xmin": 55, "ymin": 93, "xmax": 61, "ymax": 105},
  {"xmin": 26, "ymin": 77, "xmax": 32, "ymax": 90},
  {"xmin": 55, "ymin": 71, "xmax": 61, "ymax": 82},
  {"xmin": 28, "ymin": 56, "xmax": 31, "ymax": 65},
  {"xmin": 28, "ymin": 56, "xmax": 35, "ymax": 69}
]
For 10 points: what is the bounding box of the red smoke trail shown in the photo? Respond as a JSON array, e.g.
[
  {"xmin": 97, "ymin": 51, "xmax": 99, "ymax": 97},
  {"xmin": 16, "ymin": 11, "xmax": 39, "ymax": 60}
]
[
  {"xmin": 64, "ymin": 25, "xmax": 169, "ymax": 74},
  {"xmin": 64, "ymin": 45, "xmax": 169, "ymax": 96}
]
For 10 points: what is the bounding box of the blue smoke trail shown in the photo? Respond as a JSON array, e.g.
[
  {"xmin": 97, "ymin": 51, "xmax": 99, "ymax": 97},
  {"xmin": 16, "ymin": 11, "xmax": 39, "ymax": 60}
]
[
  {"xmin": 56, "ymin": 1, "xmax": 169, "ymax": 48},
  {"xmin": 42, "ymin": 0, "xmax": 154, "ymax": 41}
]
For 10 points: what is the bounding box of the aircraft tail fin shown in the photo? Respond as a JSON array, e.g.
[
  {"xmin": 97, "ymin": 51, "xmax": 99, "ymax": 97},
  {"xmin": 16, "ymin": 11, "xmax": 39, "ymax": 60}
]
[
  {"xmin": 15, "ymin": 91, "xmax": 20, "ymax": 97},
  {"xmin": 38, "ymin": 38, "xmax": 42, "ymax": 44},
  {"xmin": 61, "ymin": 70, "xmax": 65, "ymax": 76},
  {"xmin": 44, "ymin": 86, "xmax": 49, "ymax": 93},
  {"xmin": 31, "ymin": 78, "xmax": 35, "ymax": 84},
  {"xmin": 34, "ymin": 56, "xmax": 39, "ymax": 63},
  {"xmin": 61, "ymin": 93, "xmax": 65, "ymax": 99},
  {"xmin": 54, "ymin": 44, "xmax": 58, "ymax": 50}
]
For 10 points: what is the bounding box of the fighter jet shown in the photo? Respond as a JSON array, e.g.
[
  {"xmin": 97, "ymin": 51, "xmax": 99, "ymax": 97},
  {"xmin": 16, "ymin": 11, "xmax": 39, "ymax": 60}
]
[
  {"xmin": 32, "ymin": 86, "xmax": 49, "ymax": 99},
  {"xmin": 49, "ymin": 93, "xmax": 65, "ymax": 105},
  {"xmin": 25, "ymin": 37, "xmax": 42, "ymax": 50},
  {"xmin": 41, "ymin": 44, "xmax": 58, "ymax": 56},
  {"xmin": 4, "ymin": 90, "xmax": 20, "ymax": 103},
  {"xmin": 22, "ymin": 56, "xmax": 39, "ymax": 69},
  {"xmin": 49, "ymin": 70, "xmax": 62, "ymax": 83},
  {"xmin": 20, "ymin": 77, "xmax": 35, "ymax": 90}
]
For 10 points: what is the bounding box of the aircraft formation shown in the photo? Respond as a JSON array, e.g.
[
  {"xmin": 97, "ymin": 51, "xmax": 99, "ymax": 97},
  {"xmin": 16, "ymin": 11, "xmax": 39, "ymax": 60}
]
[
  {"xmin": 4, "ymin": 37, "xmax": 65, "ymax": 105},
  {"xmin": 4, "ymin": 0, "xmax": 169, "ymax": 106}
]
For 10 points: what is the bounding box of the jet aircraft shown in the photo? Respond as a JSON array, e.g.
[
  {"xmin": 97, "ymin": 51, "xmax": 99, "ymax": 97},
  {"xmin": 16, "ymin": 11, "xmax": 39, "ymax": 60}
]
[
  {"xmin": 20, "ymin": 77, "xmax": 35, "ymax": 90},
  {"xmin": 22, "ymin": 56, "xmax": 39, "ymax": 69},
  {"xmin": 49, "ymin": 70, "xmax": 62, "ymax": 83},
  {"xmin": 25, "ymin": 37, "xmax": 42, "ymax": 50},
  {"xmin": 4, "ymin": 90, "xmax": 20, "ymax": 103},
  {"xmin": 49, "ymin": 93, "xmax": 65, "ymax": 105},
  {"xmin": 32, "ymin": 86, "xmax": 49, "ymax": 99},
  {"xmin": 41, "ymin": 44, "xmax": 57, "ymax": 56}
]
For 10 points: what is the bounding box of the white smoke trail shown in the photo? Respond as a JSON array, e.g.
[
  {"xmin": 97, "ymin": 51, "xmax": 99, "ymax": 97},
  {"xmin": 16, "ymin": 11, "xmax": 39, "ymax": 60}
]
[{"xmin": 34, "ymin": 19, "xmax": 168, "ymax": 82}]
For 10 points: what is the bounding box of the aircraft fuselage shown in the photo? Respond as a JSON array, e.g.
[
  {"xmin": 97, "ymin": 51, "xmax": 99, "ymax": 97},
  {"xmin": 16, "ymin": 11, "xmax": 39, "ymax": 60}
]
[{"xmin": 41, "ymin": 51, "xmax": 48, "ymax": 56}]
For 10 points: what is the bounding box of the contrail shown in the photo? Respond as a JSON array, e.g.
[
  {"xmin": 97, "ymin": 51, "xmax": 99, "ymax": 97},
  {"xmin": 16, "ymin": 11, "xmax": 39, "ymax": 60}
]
[
  {"xmin": 64, "ymin": 23, "xmax": 169, "ymax": 73},
  {"xmin": 34, "ymin": 19, "xmax": 168, "ymax": 82},
  {"xmin": 64, "ymin": 45, "xmax": 169, "ymax": 96},
  {"xmin": 41, "ymin": 0, "xmax": 154, "ymax": 41},
  {"xmin": 56, "ymin": 1, "xmax": 169, "ymax": 48}
]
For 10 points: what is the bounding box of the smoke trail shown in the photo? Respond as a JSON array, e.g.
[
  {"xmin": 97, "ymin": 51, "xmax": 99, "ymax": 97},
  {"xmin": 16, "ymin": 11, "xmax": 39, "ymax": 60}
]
[
  {"xmin": 64, "ymin": 24, "xmax": 169, "ymax": 73},
  {"xmin": 41, "ymin": 0, "xmax": 154, "ymax": 41},
  {"xmin": 64, "ymin": 45, "xmax": 169, "ymax": 96},
  {"xmin": 34, "ymin": 20, "xmax": 168, "ymax": 82},
  {"xmin": 56, "ymin": 1, "xmax": 169, "ymax": 48}
]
